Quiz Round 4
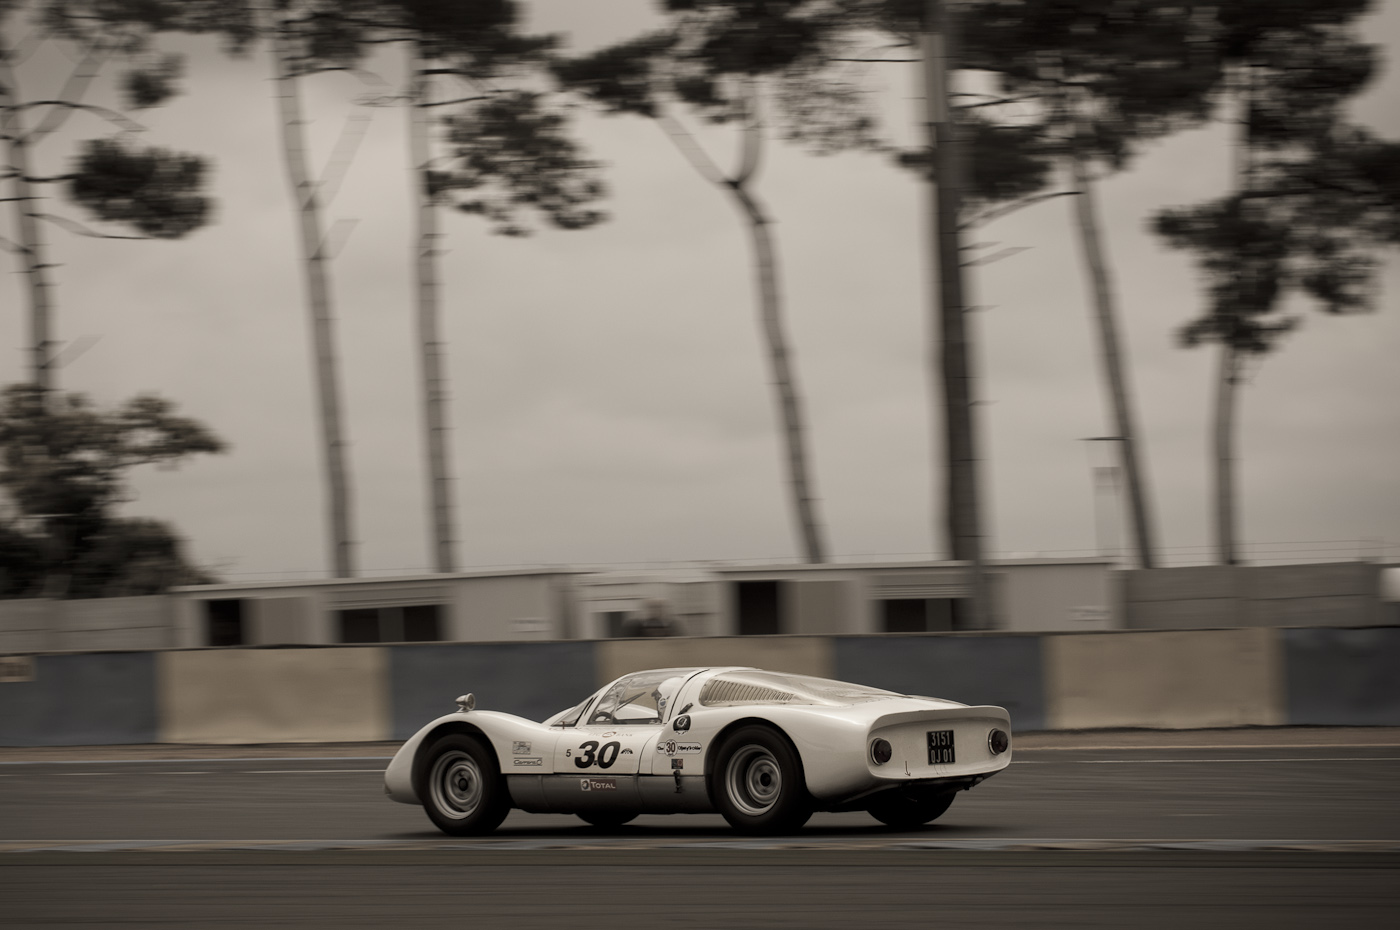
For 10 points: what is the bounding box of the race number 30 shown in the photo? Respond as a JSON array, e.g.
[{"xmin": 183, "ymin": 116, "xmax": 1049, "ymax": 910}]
[{"xmin": 573, "ymin": 740, "xmax": 621, "ymax": 769}]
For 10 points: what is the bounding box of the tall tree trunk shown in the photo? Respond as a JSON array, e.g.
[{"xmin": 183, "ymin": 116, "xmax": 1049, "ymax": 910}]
[
  {"xmin": 1069, "ymin": 155, "xmax": 1158, "ymax": 568},
  {"xmin": 922, "ymin": 0, "xmax": 990, "ymax": 627},
  {"xmin": 727, "ymin": 179, "xmax": 827, "ymax": 563},
  {"xmin": 656, "ymin": 93, "xmax": 828, "ymax": 564},
  {"xmin": 1, "ymin": 42, "xmax": 107, "ymax": 393},
  {"xmin": 0, "ymin": 63, "xmax": 55, "ymax": 391},
  {"xmin": 406, "ymin": 43, "xmax": 457, "ymax": 574},
  {"xmin": 271, "ymin": 20, "xmax": 356, "ymax": 578},
  {"xmin": 1214, "ymin": 65, "xmax": 1255, "ymax": 567},
  {"xmin": 1214, "ymin": 343, "xmax": 1240, "ymax": 565}
]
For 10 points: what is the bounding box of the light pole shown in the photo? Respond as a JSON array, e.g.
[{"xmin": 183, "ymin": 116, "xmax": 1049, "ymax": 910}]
[{"xmin": 1083, "ymin": 437, "xmax": 1126, "ymax": 566}]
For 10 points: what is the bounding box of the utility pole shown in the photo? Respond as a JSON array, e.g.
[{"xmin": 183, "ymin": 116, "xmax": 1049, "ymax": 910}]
[{"xmin": 922, "ymin": 0, "xmax": 990, "ymax": 628}]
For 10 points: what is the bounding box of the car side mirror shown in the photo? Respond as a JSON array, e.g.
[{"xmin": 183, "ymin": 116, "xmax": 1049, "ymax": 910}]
[{"xmin": 672, "ymin": 714, "xmax": 690, "ymax": 733}]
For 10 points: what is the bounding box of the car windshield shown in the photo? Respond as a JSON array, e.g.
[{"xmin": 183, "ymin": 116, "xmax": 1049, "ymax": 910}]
[
  {"xmin": 587, "ymin": 668, "xmax": 701, "ymax": 725},
  {"xmin": 698, "ymin": 671, "xmax": 898, "ymax": 708}
]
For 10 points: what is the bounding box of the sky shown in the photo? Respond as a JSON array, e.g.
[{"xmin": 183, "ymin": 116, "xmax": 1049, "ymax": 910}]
[{"xmin": 2, "ymin": 0, "xmax": 1399, "ymax": 584}]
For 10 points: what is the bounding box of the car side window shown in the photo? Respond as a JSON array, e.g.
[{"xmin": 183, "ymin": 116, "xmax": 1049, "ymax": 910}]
[
  {"xmin": 556, "ymin": 700, "xmax": 588, "ymax": 728},
  {"xmin": 587, "ymin": 670, "xmax": 686, "ymax": 726}
]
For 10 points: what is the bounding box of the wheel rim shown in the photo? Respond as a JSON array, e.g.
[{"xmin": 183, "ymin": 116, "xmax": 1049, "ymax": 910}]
[
  {"xmin": 726, "ymin": 745, "xmax": 783, "ymax": 816},
  {"xmin": 429, "ymin": 750, "xmax": 483, "ymax": 821}
]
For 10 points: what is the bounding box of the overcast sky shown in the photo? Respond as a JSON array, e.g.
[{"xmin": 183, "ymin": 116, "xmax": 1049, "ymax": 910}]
[{"xmin": 3, "ymin": 0, "xmax": 1398, "ymax": 583}]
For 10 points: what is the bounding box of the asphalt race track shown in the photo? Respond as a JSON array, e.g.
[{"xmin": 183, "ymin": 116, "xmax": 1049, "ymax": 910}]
[{"xmin": 3, "ymin": 730, "xmax": 1399, "ymax": 928}]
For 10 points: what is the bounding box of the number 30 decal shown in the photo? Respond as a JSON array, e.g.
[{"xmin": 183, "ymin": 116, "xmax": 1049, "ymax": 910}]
[{"xmin": 573, "ymin": 740, "xmax": 621, "ymax": 769}]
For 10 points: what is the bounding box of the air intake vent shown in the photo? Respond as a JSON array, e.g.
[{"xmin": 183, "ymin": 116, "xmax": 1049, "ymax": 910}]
[{"xmin": 699, "ymin": 678, "xmax": 797, "ymax": 706}]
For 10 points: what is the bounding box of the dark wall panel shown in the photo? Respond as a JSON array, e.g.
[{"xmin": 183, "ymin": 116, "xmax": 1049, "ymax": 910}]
[
  {"xmin": 389, "ymin": 642, "xmax": 597, "ymax": 740},
  {"xmin": 834, "ymin": 635, "xmax": 1046, "ymax": 732},
  {"xmin": 0, "ymin": 652, "xmax": 157, "ymax": 746},
  {"xmin": 1283, "ymin": 626, "xmax": 1400, "ymax": 726}
]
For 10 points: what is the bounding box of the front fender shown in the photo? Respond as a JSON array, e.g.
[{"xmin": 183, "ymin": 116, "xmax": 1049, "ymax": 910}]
[
  {"xmin": 384, "ymin": 714, "xmax": 454, "ymax": 805},
  {"xmin": 383, "ymin": 711, "xmax": 554, "ymax": 805}
]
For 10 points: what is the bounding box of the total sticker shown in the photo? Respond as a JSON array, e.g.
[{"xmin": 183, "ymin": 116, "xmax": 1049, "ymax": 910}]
[{"xmin": 580, "ymin": 778, "xmax": 617, "ymax": 792}]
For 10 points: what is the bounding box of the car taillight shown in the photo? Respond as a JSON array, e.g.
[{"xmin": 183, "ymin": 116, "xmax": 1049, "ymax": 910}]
[
  {"xmin": 870, "ymin": 738, "xmax": 893, "ymax": 765},
  {"xmin": 988, "ymin": 729, "xmax": 1009, "ymax": 755}
]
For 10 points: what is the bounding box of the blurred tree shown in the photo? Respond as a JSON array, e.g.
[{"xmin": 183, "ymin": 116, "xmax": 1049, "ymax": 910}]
[
  {"xmin": 68, "ymin": 136, "xmax": 209, "ymax": 236},
  {"xmin": 880, "ymin": 0, "xmax": 1225, "ymax": 571},
  {"xmin": 48, "ymin": 0, "xmax": 376, "ymax": 578},
  {"xmin": 127, "ymin": 0, "xmax": 604, "ymax": 577},
  {"xmin": 1152, "ymin": 0, "xmax": 1399, "ymax": 565},
  {"xmin": 390, "ymin": 0, "xmax": 605, "ymax": 573},
  {"xmin": 553, "ymin": 0, "xmax": 893, "ymax": 564},
  {"xmin": 262, "ymin": 0, "xmax": 362, "ymax": 577},
  {"xmin": 0, "ymin": 383, "xmax": 225, "ymax": 598},
  {"xmin": 0, "ymin": 0, "xmax": 218, "ymax": 392}
]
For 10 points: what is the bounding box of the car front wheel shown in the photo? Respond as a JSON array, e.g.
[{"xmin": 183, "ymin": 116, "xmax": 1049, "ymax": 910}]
[
  {"xmin": 866, "ymin": 789, "xmax": 955, "ymax": 828},
  {"xmin": 712, "ymin": 725, "xmax": 812, "ymax": 835},
  {"xmin": 420, "ymin": 735, "xmax": 510, "ymax": 836}
]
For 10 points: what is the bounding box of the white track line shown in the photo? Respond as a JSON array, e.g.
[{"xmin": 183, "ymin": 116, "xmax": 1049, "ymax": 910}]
[
  {"xmin": 1018, "ymin": 742, "xmax": 1400, "ymax": 752},
  {"xmin": 245, "ymin": 769, "xmax": 384, "ymax": 774},
  {"xmin": 3, "ymin": 837, "xmax": 1398, "ymax": 854},
  {"xmin": 1012, "ymin": 757, "xmax": 1400, "ymax": 765},
  {"xmin": 0, "ymin": 756, "xmax": 393, "ymax": 766},
  {"xmin": 5, "ymin": 760, "xmax": 1394, "ymax": 777}
]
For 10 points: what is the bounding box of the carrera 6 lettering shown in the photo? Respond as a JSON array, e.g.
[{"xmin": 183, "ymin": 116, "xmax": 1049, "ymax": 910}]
[{"xmin": 573, "ymin": 740, "xmax": 622, "ymax": 769}]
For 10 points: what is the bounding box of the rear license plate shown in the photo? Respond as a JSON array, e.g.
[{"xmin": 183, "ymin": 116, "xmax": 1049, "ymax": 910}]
[{"xmin": 927, "ymin": 730, "xmax": 956, "ymax": 765}]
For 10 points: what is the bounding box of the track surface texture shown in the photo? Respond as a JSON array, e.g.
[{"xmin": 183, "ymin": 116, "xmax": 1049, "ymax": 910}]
[{"xmin": 3, "ymin": 728, "xmax": 1398, "ymax": 928}]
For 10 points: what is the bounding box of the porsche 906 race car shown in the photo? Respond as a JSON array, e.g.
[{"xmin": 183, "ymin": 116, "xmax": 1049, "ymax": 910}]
[{"xmin": 384, "ymin": 666, "xmax": 1012, "ymax": 835}]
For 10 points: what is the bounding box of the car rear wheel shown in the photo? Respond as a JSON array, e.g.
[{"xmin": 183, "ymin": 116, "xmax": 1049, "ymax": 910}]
[
  {"xmin": 420, "ymin": 735, "xmax": 510, "ymax": 836},
  {"xmin": 576, "ymin": 811, "xmax": 638, "ymax": 829},
  {"xmin": 867, "ymin": 789, "xmax": 955, "ymax": 828},
  {"xmin": 712, "ymin": 725, "xmax": 812, "ymax": 835}
]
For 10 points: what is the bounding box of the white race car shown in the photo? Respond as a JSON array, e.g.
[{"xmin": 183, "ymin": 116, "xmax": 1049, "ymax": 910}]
[{"xmin": 384, "ymin": 666, "xmax": 1012, "ymax": 835}]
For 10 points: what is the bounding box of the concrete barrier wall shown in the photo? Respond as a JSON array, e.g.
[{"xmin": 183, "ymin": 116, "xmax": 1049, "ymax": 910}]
[
  {"xmin": 0, "ymin": 600, "xmax": 54, "ymax": 654},
  {"xmin": 1282, "ymin": 627, "xmax": 1400, "ymax": 726},
  {"xmin": 0, "ymin": 597, "xmax": 172, "ymax": 653},
  {"xmin": 59, "ymin": 597, "xmax": 173, "ymax": 652},
  {"xmin": 0, "ymin": 652, "xmax": 157, "ymax": 746},
  {"xmin": 834, "ymin": 635, "xmax": 1047, "ymax": 731},
  {"xmin": 1044, "ymin": 628, "xmax": 1284, "ymax": 729},
  {"xmin": 157, "ymin": 647, "xmax": 390, "ymax": 744},
  {"xmin": 1124, "ymin": 563, "xmax": 1382, "ymax": 629},
  {"xmin": 389, "ymin": 642, "xmax": 596, "ymax": 739},
  {"xmin": 4, "ymin": 625, "xmax": 1398, "ymax": 746},
  {"xmin": 594, "ymin": 636, "xmax": 834, "ymax": 686}
]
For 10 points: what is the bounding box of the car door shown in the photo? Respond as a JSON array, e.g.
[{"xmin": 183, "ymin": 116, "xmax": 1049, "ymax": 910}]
[
  {"xmin": 543, "ymin": 670, "xmax": 681, "ymax": 809},
  {"xmin": 635, "ymin": 671, "xmax": 713, "ymax": 811}
]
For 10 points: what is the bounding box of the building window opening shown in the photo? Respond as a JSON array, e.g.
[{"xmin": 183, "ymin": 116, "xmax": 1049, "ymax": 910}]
[
  {"xmin": 880, "ymin": 598, "xmax": 955, "ymax": 633},
  {"xmin": 402, "ymin": 604, "xmax": 441, "ymax": 641},
  {"xmin": 206, "ymin": 599, "xmax": 245, "ymax": 646},
  {"xmin": 338, "ymin": 605, "xmax": 443, "ymax": 643},
  {"xmin": 735, "ymin": 580, "xmax": 782, "ymax": 635},
  {"xmin": 598, "ymin": 611, "xmax": 631, "ymax": 638}
]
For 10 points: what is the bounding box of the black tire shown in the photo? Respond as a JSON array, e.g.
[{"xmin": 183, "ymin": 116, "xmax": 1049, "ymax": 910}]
[
  {"xmin": 711, "ymin": 725, "xmax": 813, "ymax": 835},
  {"xmin": 866, "ymin": 789, "xmax": 955, "ymax": 828},
  {"xmin": 576, "ymin": 811, "xmax": 638, "ymax": 829},
  {"xmin": 418, "ymin": 734, "xmax": 510, "ymax": 836}
]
